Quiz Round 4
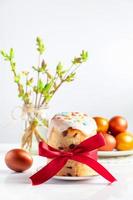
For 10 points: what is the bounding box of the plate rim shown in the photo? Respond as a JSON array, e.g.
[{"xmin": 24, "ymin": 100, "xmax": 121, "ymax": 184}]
[
  {"xmin": 54, "ymin": 174, "xmax": 98, "ymax": 180},
  {"xmin": 98, "ymin": 149, "xmax": 133, "ymax": 157}
]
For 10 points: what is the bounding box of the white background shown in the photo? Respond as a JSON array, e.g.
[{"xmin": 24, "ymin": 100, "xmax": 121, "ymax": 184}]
[{"xmin": 0, "ymin": 0, "xmax": 133, "ymax": 143}]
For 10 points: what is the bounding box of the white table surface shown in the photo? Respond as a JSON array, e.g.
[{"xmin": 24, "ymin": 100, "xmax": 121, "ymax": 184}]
[{"xmin": 0, "ymin": 144, "xmax": 133, "ymax": 200}]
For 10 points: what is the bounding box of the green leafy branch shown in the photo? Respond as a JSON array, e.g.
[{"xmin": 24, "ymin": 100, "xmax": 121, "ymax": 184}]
[
  {"xmin": 0, "ymin": 49, "xmax": 31, "ymax": 104},
  {"xmin": 0, "ymin": 37, "xmax": 88, "ymax": 109}
]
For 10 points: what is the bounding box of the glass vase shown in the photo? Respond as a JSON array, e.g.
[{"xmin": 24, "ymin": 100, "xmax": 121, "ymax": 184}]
[{"xmin": 21, "ymin": 104, "xmax": 49, "ymax": 154}]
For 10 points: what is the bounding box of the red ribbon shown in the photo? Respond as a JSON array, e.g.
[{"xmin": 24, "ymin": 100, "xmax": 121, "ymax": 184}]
[{"xmin": 30, "ymin": 133, "xmax": 116, "ymax": 185}]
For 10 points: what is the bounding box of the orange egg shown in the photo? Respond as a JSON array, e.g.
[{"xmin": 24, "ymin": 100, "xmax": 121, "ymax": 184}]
[
  {"xmin": 109, "ymin": 116, "xmax": 128, "ymax": 136},
  {"xmin": 99, "ymin": 133, "xmax": 116, "ymax": 151},
  {"xmin": 93, "ymin": 117, "xmax": 109, "ymax": 133},
  {"xmin": 116, "ymin": 132, "xmax": 133, "ymax": 151},
  {"xmin": 5, "ymin": 149, "xmax": 33, "ymax": 172}
]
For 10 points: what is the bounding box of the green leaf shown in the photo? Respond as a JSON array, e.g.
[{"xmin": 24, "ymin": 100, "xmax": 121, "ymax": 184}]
[
  {"xmin": 1, "ymin": 48, "xmax": 14, "ymax": 61},
  {"xmin": 56, "ymin": 62, "xmax": 67, "ymax": 79},
  {"xmin": 0, "ymin": 50, "xmax": 10, "ymax": 61},
  {"xmin": 26, "ymin": 78, "xmax": 33, "ymax": 86},
  {"xmin": 45, "ymin": 70, "xmax": 53, "ymax": 79},
  {"xmin": 36, "ymin": 37, "xmax": 45, "ymax": 55},
  {"xmin": 0, "ymin": 50, "xmax": 6, "ymax": 57},
  {"xmin": 80, "ymin": 50, "xmax": 88, "ymax": 62},
  {"xmin": 72, "ymin": 57, "xmax": 82, "ymax": 64},
  {"xmin": 66, "ymin": 72, "xmax": 76, "ymax": 82},
  {"xmin": 61, "ymin": 70, "xmax": 67, "ymax": 77},
  {"xmin": 18, "ymin": 84, "xmax": 24, "ymax": 97},
  {"xmin": 42, "ymin": 118, "xmax": 49, "ymax": 127},
  {"xmin": 22, "ymin": 92, "xmax": 30, "ymax": 103},
  {"xmin": 37, "ymin": 79, "xmax": 44, "ymax": 93},
  {"xmin": 39, "ymin": 59, "xmax": 47, "ymax": 72},
  {"xmin": 45, "ymin": 93, "xmax": 53, "ymax": 103},
  {"xmin": 21, "ymin": 71, "xmax": 29, "ymax": 76},
  {"xmin": 56, "ymin": 62, "xmax": 63, "ymax": 73},
  {"xmin": 33, "ymin": 86, "xmax": 38, "ymax": 93},
  {"xmin": 41, "ymin": 59, "xmax": 47, "ymax": 68},
  {"xmin": 43, "ymin": 80, "xmax": 54, "ymax": 96},
  {"xmin": 14, "ymin": 74, "xmax": 21, "ymax": 83},
  {"xmin": 72, "ymin": 50, "xmax": 88, "ymax": 64},
  {"xmin": 9, "ymin": 48, "xmax": 14, "ymax": 60}
]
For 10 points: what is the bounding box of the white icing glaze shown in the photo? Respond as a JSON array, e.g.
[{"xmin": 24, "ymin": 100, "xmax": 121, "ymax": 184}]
[{"xmin": 48, "ymin": 112, "xmax": 97, "ymax": 136}]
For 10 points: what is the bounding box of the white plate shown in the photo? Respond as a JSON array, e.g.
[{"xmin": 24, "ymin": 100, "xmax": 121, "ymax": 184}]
[
  {"xmin": 98, "ymin": 150, "xmax": 133, "ymax": 157},
  {"xmin": 54, "ymin": 174, "xmax": 98, "ymax": 180}
]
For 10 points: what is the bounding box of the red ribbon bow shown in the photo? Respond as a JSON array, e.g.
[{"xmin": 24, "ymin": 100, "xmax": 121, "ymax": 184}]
[{"xmin": 30, "ymin": 133, "xmax": 116, "ymax": 185}]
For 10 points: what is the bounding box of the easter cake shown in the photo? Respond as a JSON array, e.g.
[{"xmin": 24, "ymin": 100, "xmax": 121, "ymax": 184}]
[{"xmin": 48, "ymin": 112, "xmax": 97, "ymax": 177}]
